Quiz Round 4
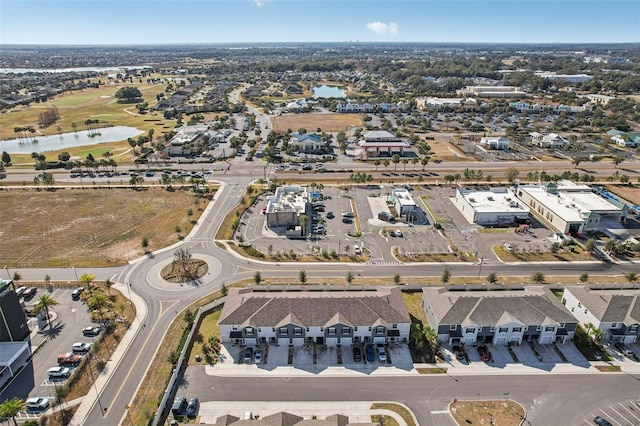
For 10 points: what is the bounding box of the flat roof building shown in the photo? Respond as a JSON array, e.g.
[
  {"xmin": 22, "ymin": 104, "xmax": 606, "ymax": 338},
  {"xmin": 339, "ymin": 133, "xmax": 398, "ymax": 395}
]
[
  {"xmin": 358, "ymin": 130, "xmax": 411, "ymax": 157},
  {"xmin": 265, "ymin": 185, "xmax": 309, "ymax": 229},
  {"xmin": 458, "ymin": 85, "xmax": 527, "ymax": 99},
  {"xmin": 515, "ymin": 181, "xmax": 628, "ymax": 236},
  {"xmin": 454, "ymin": 188, "xmax": 530, "ymax": 226},
  {"xmin": 390, "ymin": 188, "xmax": 417, "ymax": 219}
]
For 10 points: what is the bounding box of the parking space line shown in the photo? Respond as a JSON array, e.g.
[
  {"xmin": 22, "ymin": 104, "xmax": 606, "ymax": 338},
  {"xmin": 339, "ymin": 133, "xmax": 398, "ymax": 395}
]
[
  {"xmin": 583, "ymin": 419, "xmax": 594, "ymax": 425},
  {"xmin": 619, "ymin": 403, "xmax": 640, "ymax": 423},
  {"xmin": 609, "ymin": 405, "xmax": 633, "ymax": 425},
  {"xmin": 600, "ymin": 409, "xmax": 623, "ymax": 426}
]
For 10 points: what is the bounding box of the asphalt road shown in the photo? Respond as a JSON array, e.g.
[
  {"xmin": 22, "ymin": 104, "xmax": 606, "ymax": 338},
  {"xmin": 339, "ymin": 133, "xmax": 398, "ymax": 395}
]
[{"xmin": 184, "ymin": 372, "xmax": 640, "ymax": 426}]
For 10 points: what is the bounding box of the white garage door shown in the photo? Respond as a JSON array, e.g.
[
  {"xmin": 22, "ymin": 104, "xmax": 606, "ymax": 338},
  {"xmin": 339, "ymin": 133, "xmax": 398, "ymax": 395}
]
[
  {"xmin": 292, "ymin": 338, "xmax": 305, "ymax": 347},
  {"xmin": 277, "ymin": 338, "xmax": 289, "ymax": 347},
  {"xmin": 373, "ymin": 337, "xmax": 386, "ymax": 344},
  {"xmin": 340, "ymin": 337, "xmax": 353, "ymax": 346},
  {"xmin": 494, "ymin": 336, "xmax": 507, "ymax": 345},
  {"xmin": 325, "ymin": 338, "xmax": 338, "ymax": 347},
  {"xmin": 244, "ymin": 338, "xmax": 257, "ymax": 347},
  {"xmin": 463, "ymin": 337, "xmax": 475, "ymax": 345},
  {"xmin": 539, "ymin": 335, "xmax": 553, "ymax": 344}
]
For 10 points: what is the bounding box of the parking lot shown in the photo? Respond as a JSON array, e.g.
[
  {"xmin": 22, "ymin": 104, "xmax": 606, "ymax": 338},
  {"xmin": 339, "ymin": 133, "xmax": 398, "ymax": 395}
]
[
  {"xmin": 5, "ymin": 286, "xmax": 99, "ymax": 415},
  {"xmin": 584, "ymin": 399, "xmax": 640, "ymax": 426}
]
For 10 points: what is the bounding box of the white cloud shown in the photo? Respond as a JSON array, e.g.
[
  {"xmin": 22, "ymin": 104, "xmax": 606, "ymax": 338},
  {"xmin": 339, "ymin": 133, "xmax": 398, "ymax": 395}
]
[
  {"xmin": 254, "ymin": 0, "xmax": 263, "ymax": 6},
  {"xmin": 365, "ymin": 22, "xmax": 399, "ymax": 36}
]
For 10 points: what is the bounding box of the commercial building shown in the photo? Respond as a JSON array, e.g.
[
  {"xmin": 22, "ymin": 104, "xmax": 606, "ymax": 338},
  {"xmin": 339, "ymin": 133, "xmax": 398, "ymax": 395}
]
[
  {"xmin": 358, "ymin": 130, "xmax": 411, "ymax": 157},
  {"xmin": 562, "ymin": 286, "xmax": 640, "ymax": 344},
  {"xmin": 423, "ymin": 286, "xmax": 577, "ymax": 345},
  {"xmin": 415, "ymin": 97, "xmax": 478, "ymax": 110},
  {"xmin": 0, "ymin": 279, "xmax": 32, "ymax": 389},
  {"xmin": 457, "ymin": 85, "xmax": 527, "ymax": 99},
  {"xmin": 292, "ymin": 133, "xmax": 325, "ymax": 153},
  {"xmin": 219, "ymin": 287, "xmax": 411, "ymax": 347},
  {"xmin": 515, "ymin": 181, "xmax": 628, "ymax": 236},
  {"xmin": 264, "ymin": 185, "xmax": 309, "ymax": 232},
  {"xmin": 390, "ymin": 188, "xmax": 418, "ymax": 219},
  {"xmin": 480, "ymin": 136, "xmax": 510, "ymax": 150},
  {"xmin": 607, "ymin": 130, "xmax": 640, "ymax": 148},
  {"xmin": 453, "ymin": 188, "xmax": 530, "ymax": 226},
  {"xmin": 529, "ymin": 132, "xmax": 569, "ymax": 149}
]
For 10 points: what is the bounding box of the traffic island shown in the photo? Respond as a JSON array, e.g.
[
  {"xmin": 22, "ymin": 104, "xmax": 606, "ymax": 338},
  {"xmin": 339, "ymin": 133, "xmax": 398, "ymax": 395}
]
[{"xmin": 449, "ymin": 399, "xmax": 525, "ymax": 426}]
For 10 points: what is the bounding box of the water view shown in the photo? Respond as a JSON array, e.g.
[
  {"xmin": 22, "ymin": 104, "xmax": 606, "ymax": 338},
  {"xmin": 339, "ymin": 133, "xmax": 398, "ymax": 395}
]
[
  {"xmin": 312, "ymin": 85, "xmax": 346, "ymax": 98},
  {"xmin": 0, "ymin": 126, "xmax": 143, "ymax": 153}
]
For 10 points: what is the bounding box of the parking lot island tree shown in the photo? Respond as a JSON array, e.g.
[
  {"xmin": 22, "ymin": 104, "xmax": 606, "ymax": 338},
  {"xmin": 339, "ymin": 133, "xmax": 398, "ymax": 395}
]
[
  {"xmin": 33, "ymin": 294, "xmax": 59, "ymax": 329},
  {"xmin": 253, "ymin": 271, "xmax": 262, "ymax": 286},
  {"xmin": 530, "ymin": 271, "xmax": 546, "ymax": 284},
  {"xmin": 441, "ymin": 266, "xmax": 451, "ymax": 284},
  {"xmin": 79, "ymin": 273, "xmax": 95, "ymax": 295},
  {"xmin": 0, "ymin": 397, "xmax": 26, "ymax": 426}
]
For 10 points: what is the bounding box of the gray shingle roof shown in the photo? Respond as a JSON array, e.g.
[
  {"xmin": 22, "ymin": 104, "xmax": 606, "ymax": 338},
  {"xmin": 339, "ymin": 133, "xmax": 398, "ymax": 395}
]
[
  {"xmin": 209, "ymin": 412, "xmax": 373, "ymax": 426},
  {"xmin": 219, "ymin": 288, "xmax": 410, "ymax": 328},
  {"xmin": 423, "ymin": 286, "xmax": 575, "ymax": 327},
  {"xmin": 564, "ymin": 286, "xmax": 640, "ymax": 324}
]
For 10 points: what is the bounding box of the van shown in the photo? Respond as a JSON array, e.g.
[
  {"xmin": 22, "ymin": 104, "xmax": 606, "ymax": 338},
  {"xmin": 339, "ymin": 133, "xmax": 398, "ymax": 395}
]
[
  {"xmin": 71, "ymin": 287, "xmax": 84, "ymax": 300},
  {"xmin": 171, "ymin": 396, "xmax": 187, "ymax": 416}
]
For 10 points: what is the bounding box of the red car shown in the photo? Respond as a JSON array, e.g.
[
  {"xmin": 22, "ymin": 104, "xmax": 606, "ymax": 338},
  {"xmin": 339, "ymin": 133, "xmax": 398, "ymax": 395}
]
[
  {"xmin": 57, "ymin": 352, "xmax": 82, "ymax": 366},
  {"xmin": 477, "ymin": 345, "xmax": 492, "ymax": 362}
]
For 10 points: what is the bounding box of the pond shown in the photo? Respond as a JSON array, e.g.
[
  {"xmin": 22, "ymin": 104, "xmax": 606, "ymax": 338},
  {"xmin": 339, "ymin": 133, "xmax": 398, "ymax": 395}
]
[
  {"xmin": 0, "ymin": 126, "xmax": 144, "ymax": 154},
  {"xmin": 312, "ymin": 85, "xmax": 346, "ymax": 98}
]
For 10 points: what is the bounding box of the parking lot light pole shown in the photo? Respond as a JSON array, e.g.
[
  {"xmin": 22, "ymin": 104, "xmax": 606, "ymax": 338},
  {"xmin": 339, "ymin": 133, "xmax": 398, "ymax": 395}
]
[
  {"xmin": 477, "ymin": 257, "xmax": 484, "ymax": 279},
  {"xmin": 72, "ymin": 266, "xmax": 79, "ymax": 287}
]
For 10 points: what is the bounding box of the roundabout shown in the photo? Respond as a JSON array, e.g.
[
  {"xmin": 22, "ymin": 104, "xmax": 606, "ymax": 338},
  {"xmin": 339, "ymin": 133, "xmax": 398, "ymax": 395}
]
[{"xmin": 144, "ymin": 254, "xmax": 223, "ymax": 291}]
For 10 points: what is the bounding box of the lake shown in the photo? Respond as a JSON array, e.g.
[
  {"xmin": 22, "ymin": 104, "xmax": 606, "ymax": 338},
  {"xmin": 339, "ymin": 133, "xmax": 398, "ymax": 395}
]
[
  {"xmin": 0, "ymin": 126, "xmax": 144, "ymax": 154},
  {"xmin": 312, "ymin": 85, "xmax": 346, "ymax": 98}
]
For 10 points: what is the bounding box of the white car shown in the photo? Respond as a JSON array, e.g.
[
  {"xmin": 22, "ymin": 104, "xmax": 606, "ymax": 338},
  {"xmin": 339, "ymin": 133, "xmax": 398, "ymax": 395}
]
[
  {"xmin": 47, "ymin": 366, "xmax": 71, "ymax": 378},
  {"xmin": 254, "ymin": 349, "xmax": 263, "ymax": 364},
  {"xmin": 353, "ymin": 245, "xmax": 362, "ymax": 255},
  {"xmin": 72, "ymin": 342, "xmax": 92, "ymax": 353},
  {"xmin": 26, "ymin": 397, "xmax": 50, "ymax": 412},
  {"xmin": 377, "ymin": 345, "xmax": 387, "ymax": 362}
]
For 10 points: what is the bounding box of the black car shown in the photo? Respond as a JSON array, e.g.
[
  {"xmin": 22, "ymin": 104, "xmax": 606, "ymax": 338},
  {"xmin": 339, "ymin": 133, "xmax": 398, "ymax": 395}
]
[
  {"xmin": 22, "ymin": 287, "xmax": 37, "ymax": 300},
  {"xmin": 452, "ymin": 345, "xmax": 465, "ymax": 361},
  {"xmin": 594, "ymin": 416, "xmax": 613, "ymax": 426},
  {"xmin": 71, "ymin": 287, "xmax": 84, "ymax": 300},
  {"xmin": 353, "ymin": 346, "xmax": 362, "ymax": 362}
]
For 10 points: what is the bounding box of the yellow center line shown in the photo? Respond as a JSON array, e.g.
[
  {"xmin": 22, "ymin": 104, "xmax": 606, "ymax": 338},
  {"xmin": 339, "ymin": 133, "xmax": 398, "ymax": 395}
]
[{"xmin": 106, "ymin": 300, "xmax": 179, "ymax": 415}]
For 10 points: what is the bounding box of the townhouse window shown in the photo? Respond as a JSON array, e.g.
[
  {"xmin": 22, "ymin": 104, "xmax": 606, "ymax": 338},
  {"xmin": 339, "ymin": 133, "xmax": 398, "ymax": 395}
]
[
  {"xmin": 368, "ymin": 327, "xmax": 372, "ymax": 332},
  {"xmin": 392, "ymin": 324, "xmax": 398, "ymax": 329},
  {"xmin": 376, "ymin": 326, "xmax": 386, "ymax": 334},
  {"xmin": 320, "ymin": 327, "xmax": 324, "ymax": 332},
  {"xmin": 490, "ymin": 326, "xmax": 495, "ymax": 332},
  {"xmin": 354, "ymin": 327, "xmax": 358, "ymax": 331},
  {"xmin": 545, "ymin": 326, "xmax": 555, "ymax": 332},
  {"xmin": 465, "ymin": 328, "xmax": 475, "ymax": 334},
  {"xmin": 499, "ymin": 327, "xmax": 508, "ymax": 333},
  {"xmin": 536, "ymin": 326, "xmax": 542, "ymax": 331},
  {"xmin": 343, "ymin": 327, "xmax": 351, "ymax": 335},
  {"xmin": 245, "ymin": 328, "xmax": 254, "ymax": 335},
  {"xmin": 450, "ymin": 325, "xmax": 457, "ymax": 331},
  {"xmin": 294, "ymin": 328, "xmax": 302, "ymax": 336},
  {"xmin": 513, "ymin": 327, "xmax": 522, "ymax": 333},
  {"xmin": 328, "ymin": 327, "xmax": 336, "ymax": 335},
  {"xmin": 610, "ymin": 323, "xmax": 617, "ymax": 328},
  {"xmin": 232, "ymin": 326, "xmax": 238, "ymax": 331},
  {"xmin": 279, "ymin": 328, "xmax": 288, "ymax": 335},
  {"xmin": 306, "ymin": 327, "xmax": 310, "ymax": 332},
  {"xmin": 258, "ymin": 328, "xmax": 261, "ymax": 332},
  {"xmin": 559, "ymin": 323, "xmax": 565, "ymax": 329}
]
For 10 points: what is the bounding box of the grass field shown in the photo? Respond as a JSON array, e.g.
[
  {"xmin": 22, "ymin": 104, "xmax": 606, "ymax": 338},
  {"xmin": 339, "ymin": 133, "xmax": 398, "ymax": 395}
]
[
  {"xmin": 0, "ymin": 188, "xmax": 203, "ymax": 267},
  {"xmin": 271, "ymin": 113, "xmax": 362, "ymax": 133}
]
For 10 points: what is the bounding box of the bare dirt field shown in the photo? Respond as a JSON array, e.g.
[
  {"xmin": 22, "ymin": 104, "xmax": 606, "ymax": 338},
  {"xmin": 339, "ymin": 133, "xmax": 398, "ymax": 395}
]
[
  {"xmin": 0, "ymin": 188, "xmax": 202, "ymax": 267},
  {"xmin": 606, "ymin": 184, "xmax": 640, "ymax": 205},
  {"xmin": 271, "ymin": 113, "xmax": 362, "ymax": 133}
]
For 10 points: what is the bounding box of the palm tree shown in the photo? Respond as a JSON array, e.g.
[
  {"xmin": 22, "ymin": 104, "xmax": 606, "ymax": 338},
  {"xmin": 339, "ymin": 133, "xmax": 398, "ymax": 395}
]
[
  {"xmin": 80, "ymin": 273, "xmax": 96, "ymax": 295},
  {"xmin": 0, "ymin": 397, "xmax": 26, "ymax": 426},
  {"xmin": 421, "ymin": 157, "xmax": 429, "ymax": 171},
  {"xmin": 441, "ymin": 267, "xmax": 451, "ymax": 284},
  {"xmin": 394, "ymin": 274, "xmax": 402, "ymax": 285},
  {"xmin": 104, "ymin": 278, "xmax": 114, "ymax": 296},
  {"xmin": 34, "ymin": 294, "xmax": 59, "ymax": 329},
  {"xmin": 486, "ymin": 272, "xmax": 498, "ymax": 284},
  {"xmin": 392, "ymin": 154, "xmax": 400, "ymax": 171},
  {"xmin": 253, "ymin": 271, "xmax": 262, "ymax": 286},
  {"xmin": 88, "ymin": 293, "xmax": 109, "ymax": 322},
  {"xmin": 299, "ymin": 214, "xmax": 309, "ymax": 237},
  {"xmin": 298, "ymin": 270, "xmax": 307, "ymax": 285},
  {"xmin": 374, "ymin": 159, "xmax": 381, "ymax": 171},
  {"xmin": 530, "ymin": 271, "xmax": 545, "ymax": 284},
  {"xmin": 626, "ymin": 272, "xmax": 638, "ymax": 283}
]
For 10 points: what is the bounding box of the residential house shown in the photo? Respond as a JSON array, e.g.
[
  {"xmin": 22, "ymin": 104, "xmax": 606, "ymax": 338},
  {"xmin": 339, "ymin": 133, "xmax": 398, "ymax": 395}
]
[
  {"xmin": 219, "ymin": 287, "xmax": 411, "ymax": 347},
  {"xmin": 422, "ymin": 286, "xmax": 577, "ymax": 345},
  {"xmin": 561, "ymin": 286, "xmax": 640, "ymax": 344},
  {"xmin": 607, "ymin": 130, "xmax": 640, "ymax": 148}
]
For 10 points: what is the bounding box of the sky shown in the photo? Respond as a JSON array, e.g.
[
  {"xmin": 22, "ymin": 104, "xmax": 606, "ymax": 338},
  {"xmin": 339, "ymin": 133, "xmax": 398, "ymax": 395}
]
[{"xmin": 1, "ymin": 0, "xmax": 639, "ymax": 45}]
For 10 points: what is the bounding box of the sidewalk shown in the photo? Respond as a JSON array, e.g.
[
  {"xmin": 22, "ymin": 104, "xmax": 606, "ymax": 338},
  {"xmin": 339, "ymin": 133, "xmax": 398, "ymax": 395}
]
[{"xmin": 69, "ymin": 282, "xmax": 148, "ymax": 426}]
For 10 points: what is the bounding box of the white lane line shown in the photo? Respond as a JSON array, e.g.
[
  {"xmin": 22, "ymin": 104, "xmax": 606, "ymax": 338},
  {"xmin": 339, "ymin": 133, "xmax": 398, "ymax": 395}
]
[
  {"xmin": 430, "ymin": 410, "xmax": 449, "ymax": 414},
  {"xmin": 600, "ymin": 409, "xmax": 623, "ymax": 426},
  {"xmin": 609, "ymin": 405, "xmax": 632, "ymax": 425},
  {"xmin": 619, "ymin": 403, "xmax": 640, "ymax": 422}
]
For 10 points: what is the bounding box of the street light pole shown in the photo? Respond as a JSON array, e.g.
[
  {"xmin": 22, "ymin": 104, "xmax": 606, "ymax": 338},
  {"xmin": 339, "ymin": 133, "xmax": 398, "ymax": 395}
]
[
  {"xmin": 87, "ymin": 353, "xmax": 105, "ymax": 414},
  {"xmin": 477, "ymin": 257, "xmax": 484, "ymax": 279},
  {"xmin": 72, "ymin": 267, "xmax": 80, "ymax": 287},
  {"xmin": 3, "ymin": 266, "xmax": 10, "ymax": 280}
]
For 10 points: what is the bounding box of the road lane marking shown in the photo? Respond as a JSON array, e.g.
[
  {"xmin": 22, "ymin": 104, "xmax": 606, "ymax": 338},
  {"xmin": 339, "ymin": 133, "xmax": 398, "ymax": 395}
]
[
  {"xmin": 620, "ymin": 403, "xmax": 640, "ymax": 422},
  {"xmin": 106, "ymin": 300, "xmax": 180, "ymax": 415},
  {"xmin": 609, "ymin": 405, "xmax": 632, "ymax": 425},
  {"xmin": 599, "ymin": 409, "xmax": 623, "ymax": 426},
  {"xmin": 430, "ymin": 410, "xmax": 449, "ymax": 414}
]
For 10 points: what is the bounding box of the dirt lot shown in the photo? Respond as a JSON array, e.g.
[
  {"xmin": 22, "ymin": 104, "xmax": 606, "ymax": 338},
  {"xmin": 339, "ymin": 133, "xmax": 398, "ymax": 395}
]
[
  {"xmin": 606, "ymin": 184, "xmax": 640, "ymax": 206},
  {"xmin": 271, "ymin": 113, "xmax": 362, "ymax": 133},
  {"xmin": 0, "ymin": 187, "xmax": 202, "ymax": 267},
  {"xmin": 450, "ymin": 400, "xmax": 525, "ymax": 425}
]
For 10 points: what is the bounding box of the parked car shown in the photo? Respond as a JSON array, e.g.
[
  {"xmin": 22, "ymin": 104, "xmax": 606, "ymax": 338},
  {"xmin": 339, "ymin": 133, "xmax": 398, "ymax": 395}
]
[
  {"xmin": 353, "ymin": 245, "xmax": 362, "ymax": 255},
  {"xmin": 57, "ymin": 352, "xmax": 82, "ymax": 366},
  {"xmin": 593, "ymin": 416, "xmax": 613, "ymax": 426},
  {"xmin": 254, "ymin": 349, "xmax": 263, "ymax": 364},
  {"xmin": 72, "ymin": 342, "xmax": 92, "ymax": 353},
  {"xmin": 243, "ymin": 347, "xmax": 253, "ymax": 363},
  {"xmin": 342, "ymin": 216, "xmax": 353, "ymax": 224},
  {"xmin": 82, "ymin": 326, "xmax": 102, "ymax": 337},
  {"xmin": 312, "ymin": 226, "xmax": 326, "ymax": 234},
  {"xmin": 614, "ymin": 342, "xmax": 633, "ymax": 356},
  {"xmin": 452, "ymin": 345, "xmax": 465, "ymax": 361},
  {"xmin": 302, "ymin": 164, "xmax": 312, "ymax": 170},
  {"xmin": 71, "ymin": 287, "xmax": 84, "ymax": 300},
  {"xmin": 326, "ymin": 211, "xmax": 335, "ymax": 219},
  {"xmin": 171, "ymin": 396, "xmax": 187, "ymax": 416},
  {"xmin": 377, "ymin": 344, "xmax": 387, "ymax": 362},
  {"xmin": 477, "ymin": 345, "xmax": 492, "ymax": 362},
  {"xmin": 25, "ymin": 397, "xmax": 50, "ymax": 412},
  {"xmin": 47, "ymin": 366, "xmax": 71, "ymax": 378},
  {"xmin": 366, "ymin": 345, "xmax": 375, "ymax": 362},
  {"xmin": 390, "ymin": 230, "xmax": 403, "ymax": 237},
  {"xmin": 353, "ymin": 346, "xmax": 362, "ymax": 362},
  {"xmin": 22, "ymin": 287, "xmax": 37, "ymax": 300},
  {"xmin": 186, "ymin": 397, "xmax": 199, "ymax": 418},
  {"xmin": 15, "ymin": 286, "xmax": 27, "ymax": 297}
]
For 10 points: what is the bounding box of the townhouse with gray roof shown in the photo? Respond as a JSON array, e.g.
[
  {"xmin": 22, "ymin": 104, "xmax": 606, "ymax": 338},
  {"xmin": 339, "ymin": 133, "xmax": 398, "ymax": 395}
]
[
  {"xmin": 561, "ymin": 286, "xmax": 640, "ymax": 344},
  {"xmin": 422, "ymin": 286, "xmax": 576, "ymax": 346},
  {"xmin": 219, "ymin": 287, "xmax": 410, "ymax": 347},
  {"xmin": 207, "ymin": 412, "xmax": 374, "ymax": 426}
]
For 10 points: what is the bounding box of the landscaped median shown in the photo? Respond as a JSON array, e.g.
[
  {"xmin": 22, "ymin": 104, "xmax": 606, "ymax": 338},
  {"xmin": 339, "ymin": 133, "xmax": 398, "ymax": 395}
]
[{"xmin": 449, "ymin": 399, "xmax": 526, "ymax": 426}]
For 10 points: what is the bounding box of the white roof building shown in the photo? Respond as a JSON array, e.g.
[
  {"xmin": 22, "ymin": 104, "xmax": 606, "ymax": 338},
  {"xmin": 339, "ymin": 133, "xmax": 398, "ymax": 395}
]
[
  {"xmin": 265, "ymin": 185, "xmax": 309, "ymax": 229},
  {"xmin": 480, "ymin": 136, "xmax": 510, "ymax": 150},
  {"xmin": 515, "ymin": 181, "xmax": 628, "ymax": 235},
  {"xmin": 390, "ymin": 188, "xmax": 417, "ymax": 218},
  {"xmin": 454, "ymin": 188, "xmax": 530, "ymax": 226},
  {"xmin": 458, "ymin": 85, "xmax": 527, "ymax": 98},
  {"xmin": 529, "ymin": 132, "xmax": 569, "ymax": 149}
]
